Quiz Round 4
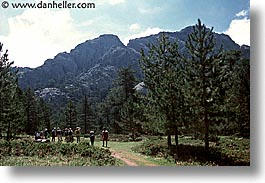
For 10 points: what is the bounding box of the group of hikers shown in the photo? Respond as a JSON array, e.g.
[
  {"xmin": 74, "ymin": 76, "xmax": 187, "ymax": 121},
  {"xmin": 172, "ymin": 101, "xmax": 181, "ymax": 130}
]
[
  {"xmin": 50, "ymin": 127, "xmax": 81, "ymax": 143},
  {"xmin": 34, "ymin": 127, "xmax": 109, "ymax": 147}
]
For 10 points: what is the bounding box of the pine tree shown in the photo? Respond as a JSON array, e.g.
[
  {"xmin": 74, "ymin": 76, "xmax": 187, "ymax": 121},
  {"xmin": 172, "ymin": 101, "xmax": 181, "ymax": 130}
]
[
  {"xmin": 65, "ymin": 100, "xmax": 77, "ymax": 129},
  {"xmin": 116, "ymin": 67, "xmax": 137, "ymax": 101},
  {"xmin": 207, "ymin": 50, "xmax": 244, "ymax": 137},
  {"xmin": 0, "ymin": 43, "xmax": 24, "ymax": 140},
  {"xmin": 185, "ymin": 19, "xmax": 230, "ymax": 156},
  {"xmin": 225, "ymin": 55, "xmax": 250, "ymax": 138},
  {"xmin": 80, "ymin": 95, "xmax": 94, "ymax": 134},
  {"xmin": 235, "ymin": 58, "xmax": 250, "ymax": 138},
  {"xmin": 95, "ymin": 101, "xmax": 112, "ymax": 132},
  {"xmin": 139, "ymin": 33, "xmax": 186, "ymax": 151},
  {"xmin": 98, "ymin": 67, "xmax": 140, "ymax": 137},
  {"xmin": 99, "ymin": 87, "xmax": 123, "ymax": 133},
  {"xmin": 116, "ymin": 67, "xmax": 139, "ymax": 139},
  {"xmin": 24, "ymin": 88, "xmax": 38, "ymax": 135},
  {"xmin": 120, "ymin": 95, "xmax": 138, "ymax": 140},
  {"xmin": 38, "ymin": 98, "xmax": 51, "ymax": 131}
]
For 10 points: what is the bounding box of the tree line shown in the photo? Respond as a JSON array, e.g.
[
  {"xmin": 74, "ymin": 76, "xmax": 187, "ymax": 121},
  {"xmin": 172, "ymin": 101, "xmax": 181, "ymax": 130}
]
[{"xmin": 0, "ymin": 42, "xmax": 96, "ymax": 138}]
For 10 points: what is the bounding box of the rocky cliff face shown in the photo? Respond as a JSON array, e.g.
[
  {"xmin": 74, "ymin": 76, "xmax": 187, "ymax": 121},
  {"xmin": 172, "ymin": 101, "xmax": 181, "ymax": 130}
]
[{"xmin": 17, "ymin": 27, "xmax": 250, "ymax": 106}]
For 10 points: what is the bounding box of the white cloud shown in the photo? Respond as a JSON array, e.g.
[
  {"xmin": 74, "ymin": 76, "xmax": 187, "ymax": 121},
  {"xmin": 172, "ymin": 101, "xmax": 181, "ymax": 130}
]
[
  {"xmin": 123, "ymin": 27, "xmax": 163, "ymax": 45},
  {"xmin": 138, "ymin": 6, "xmax": 162, "ymax": 14},
  {"xmin": 0, "ymin": 9, "xmax": 90, "ymax": 68},
  {"xmin": 129, "ymin": 23, "xmax": 141, "ymax": 32},
  {"xmin": 78, "ymin": 20, "xmax": 95, "ymax": 27},
  {"xmin": 236, "ymin": 10, "xmax": 248, "ymax": 17},
  {"xmin": 224, "ymin": 17, "xmax": 250, "ymax": 46}
]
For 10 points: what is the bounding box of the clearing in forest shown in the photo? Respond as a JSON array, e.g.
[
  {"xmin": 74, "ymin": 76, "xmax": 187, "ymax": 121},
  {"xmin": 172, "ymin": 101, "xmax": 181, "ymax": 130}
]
[{"xmin": 100, "ymin": 141, "xmax": 174, "ymax": 166}]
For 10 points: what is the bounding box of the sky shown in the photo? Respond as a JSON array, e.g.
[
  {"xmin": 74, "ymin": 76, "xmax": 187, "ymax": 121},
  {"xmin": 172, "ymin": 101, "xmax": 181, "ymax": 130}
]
[{"xmin": 0, "ymin": 0, "xmax": 250, "ymax": 68}]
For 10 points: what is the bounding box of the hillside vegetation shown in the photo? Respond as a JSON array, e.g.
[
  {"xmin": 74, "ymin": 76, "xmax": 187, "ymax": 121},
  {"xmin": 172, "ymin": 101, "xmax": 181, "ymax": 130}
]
[{"xmin": 0, "ymin": 139, "xmax": 119, "ymax": 166}]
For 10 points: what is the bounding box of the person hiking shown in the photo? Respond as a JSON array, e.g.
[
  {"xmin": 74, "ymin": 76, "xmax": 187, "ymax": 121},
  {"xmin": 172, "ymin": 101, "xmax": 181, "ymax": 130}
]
[
  {"xmin": 90, "ymin": 130, "xmax": 95, "ymax": 146},
  {"xmin": 40, "ymin": 131, "xmax": 44, "ymax": 139},
  {"xmin": 44, "ymin": 128, "xmax": 49, "ymax": 139},
  {"xmin": 51, "ymin": 128, "xmax": 56, "ymax": 142},
  {"xmin": 75, "ymin": 127, "xmax": 81, "ymax": 143},
  {"xmin": 57, "ymin": 127, "xmax": 62, "ymax": 142},
  {"xmin": 35, "ymin": 131, "xmax": 40, "ymax": 140},
  {"xmin": 69, "ymin": 128, "xmax": 73, "ymax": 143},
  {"xmin": 64, "ymin": 128, "xmax": 69, "ymax": 142},
  {"xmin": 102, "ymin": 127, "xmax": 109, "ymax": 147}
]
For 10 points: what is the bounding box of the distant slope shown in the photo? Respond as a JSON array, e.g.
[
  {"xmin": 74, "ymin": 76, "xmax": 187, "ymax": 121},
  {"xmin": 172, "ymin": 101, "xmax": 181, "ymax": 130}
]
[{"xmin": 17, "ymin": 26, "xmax": 250, "ymax": 107}]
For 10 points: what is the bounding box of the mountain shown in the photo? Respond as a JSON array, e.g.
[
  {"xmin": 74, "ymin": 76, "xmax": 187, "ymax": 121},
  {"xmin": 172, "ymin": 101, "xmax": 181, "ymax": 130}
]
[{"xmin": 17, "ymin": 26, "xmax": 250, "ymax": 107}]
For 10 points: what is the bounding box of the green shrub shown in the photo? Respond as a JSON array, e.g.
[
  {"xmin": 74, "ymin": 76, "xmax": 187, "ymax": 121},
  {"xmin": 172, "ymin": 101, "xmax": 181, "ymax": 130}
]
[
  {"xmin": 132, "ymin": 139, "xmax": 173, "ymax": 161},
  {"xmin": 0, "ymin": 140, "xmax": 117, "ymax": 166},
  {"xmin": 132, "ymin": 136, "xmax": 250, "ymax": 166}
]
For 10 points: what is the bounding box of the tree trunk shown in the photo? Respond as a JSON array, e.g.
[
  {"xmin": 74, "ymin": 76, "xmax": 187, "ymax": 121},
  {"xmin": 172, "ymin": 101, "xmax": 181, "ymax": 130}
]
[
  {"xmin": 205, "ymin": 113, "xmax": 209, "ymax": 158},
  {"xmin": 175, "ymin": 125, "xmax": 179, "ymax": 154},
  {"xmin": 132, "ymin": 128, "xmax": 135, "ymax": 141},
  {"xmin": 202, "ymin": 62, "xmax": 209, "ymax": 159},
  {"xmin": 167, "ymin": 134, "xmax": 172, "ymax": 146},
  {"xmin": 84, "ymin": 113, "xmax": 87, "ymax": 134},
  {"xmin": 131, "ymin": 116, "xmax": 136, "ymax": 141},
  {"xmin": 7, "ymin": 119, "xmax": 11, "ymax": 141}
]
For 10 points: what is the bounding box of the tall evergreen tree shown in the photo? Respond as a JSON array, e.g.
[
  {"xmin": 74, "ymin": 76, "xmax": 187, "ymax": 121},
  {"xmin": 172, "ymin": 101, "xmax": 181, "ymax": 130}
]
[
  {"xmin": 226, "ymin": 56, "xmax": 250, "ymax": 138},
  {"xmin": 120, "ymin": 95, "xmax": 139, "ymax": 140},
  {"xmin": 116, "ymin": 67, "xmax": 137, "ymax": 100},
  {"xmin": 98, "ymin": 67, "xmax": 140, "ymax": 136},
  {"xmin": 98, "ymin": 87, "xmax": 123, "ymax": 133},
  {"xmin": 80, "ymin": 95, "xmax": 94, "ymax": 134},
  {"xmin": 0, "ymin": 43, "xmax": 24, "ymax": 140},
  {"xmin": 65, "ymin": 100, "xmax": 78, "ymax": 129},
  {"xmin": 96, "ymin": 101, "xmax": 112, "ymax": 132},
  {"xmin": 24, "ymin": 88, "xmax": 38, "ymax": 135},
  {"xmin": 116, "ymin": 67, "xmax": 139, "ymax": 139},
  {"xmin": 38, "ymin": 98, "xmax": 52, "ymax": 131},
  {"xmin": 139, "ymin": 33, "xmax": 186, "ymax": 151},
  {"xmin": 185, "ymin": 19, "xmax": 231, "ymax": 156}
]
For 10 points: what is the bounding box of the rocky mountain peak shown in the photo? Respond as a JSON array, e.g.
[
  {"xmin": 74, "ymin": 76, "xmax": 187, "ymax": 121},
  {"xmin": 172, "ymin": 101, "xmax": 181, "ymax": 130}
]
[
  {"xmin": 179, "ymin": 26, "xmax": 194, "ymax": 34},
  {"xmin": 17, "ymin": 25, "xmax": 250, "ymax": 106}
]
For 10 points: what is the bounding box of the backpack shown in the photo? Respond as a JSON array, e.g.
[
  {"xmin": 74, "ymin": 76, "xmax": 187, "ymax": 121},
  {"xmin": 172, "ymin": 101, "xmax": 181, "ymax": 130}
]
[
  {"xmin": 52, "ymin": 129, "xmax": 56, "ymax": 136},
  {"xmin": 44, "ymin": 130, "xmax": 49, "ymax": 136},
  {"xmin": 90, "ymin": 131, "xmax": 94, "ymax": 137}
]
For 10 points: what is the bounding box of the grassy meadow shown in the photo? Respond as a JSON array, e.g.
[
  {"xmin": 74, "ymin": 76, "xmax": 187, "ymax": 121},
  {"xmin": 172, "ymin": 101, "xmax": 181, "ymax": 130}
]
[{"xmin": 0, "ymin": 135, "xmax": 249, "ymax": 166}]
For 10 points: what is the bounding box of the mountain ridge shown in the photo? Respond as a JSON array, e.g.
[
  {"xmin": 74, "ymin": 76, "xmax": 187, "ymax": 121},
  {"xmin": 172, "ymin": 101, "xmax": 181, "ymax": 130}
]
[{"xmin": 16, "ymin": 26, "xmax": 250, "ymax": 106}]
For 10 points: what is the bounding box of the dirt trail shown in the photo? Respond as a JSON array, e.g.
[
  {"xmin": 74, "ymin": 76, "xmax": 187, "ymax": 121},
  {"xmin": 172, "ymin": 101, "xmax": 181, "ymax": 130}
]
[
  {"xmin": 111, "ymin": 150, "xmax": 138, "ymax": 166},
  {"xmin": 109, "ymin": 144, "xmax": 157, "ymax": 166}
]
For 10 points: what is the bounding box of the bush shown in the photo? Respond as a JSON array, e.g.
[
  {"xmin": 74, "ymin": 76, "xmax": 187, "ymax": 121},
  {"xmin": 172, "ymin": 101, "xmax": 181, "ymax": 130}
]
[
  {"xmin": 109, "ymin": 134, "xmax": 143, "ymax": 142},
  {"xmin": 132, "ymin": 136, "xmax": 250, "ymax": 166},
  {"xmin": 132, "ymin": 139, "xmax": 173, "ymax": 161},
  {"xmin": 0, "ymin": 140, "xmax": 117, "ymax": 166},
  {"xmin": 109, "ymin": 134, "xmax": 131, "ymax": 142}
]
